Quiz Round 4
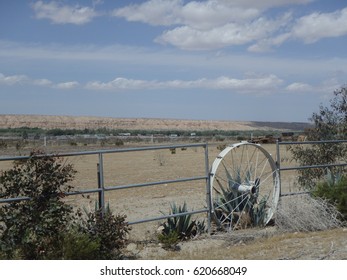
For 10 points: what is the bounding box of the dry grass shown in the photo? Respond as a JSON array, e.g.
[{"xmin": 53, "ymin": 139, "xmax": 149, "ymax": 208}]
[
  {"xmin": 127, "ymin": 227, "xmax": 347, "ymax": 260},
  {"xmin": 275, "ymin": 195, "xmax": 343, "ymax": 232},
  {"xmin": 0, "ymin": 114, "xmax": 268, "ymax": 131}
]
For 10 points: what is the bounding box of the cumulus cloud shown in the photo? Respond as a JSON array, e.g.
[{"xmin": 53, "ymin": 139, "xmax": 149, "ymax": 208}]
[
  {"xmin": 113, "ymin": 0, "xmax": 183, "ymax": 26},
  {"xmin": 54, "ymin": 81, "xmax": 79, "ymax": 89},
  {"xmin": 0, "ymin": 72, "xmax": 78, "ymax": 89},
  {"xmin": 33, "ymin": 78, "xmax": 53, "ymax": 87},
  {"xmin": 113, "ymin": 0, "xmax": 310, "ymax": 28},
  {"xmin": 286, "ymin": 82, "xmax": 313, "ymax": 92},
  {"xmin": 113, "ymin": 0, "xmax": 347, "ymax": 51},
  {"xmin": 32, "ymin": 1, "xmax": 99, "ymax": 25},
  {"xmin": 156, "ymin": 14, "xmax": 292, "ymax": 50},
  {"xmin": 0, "ymin": 71, "xmax": 281, "ymax": 94},
  {"xmin": 292, "ymin": 7, "xmax": 347, "ymax": 43},
  {"xmin": 85, "ymin": 74, "xmax": 283, "ymax": 94},
  {"xmin": 0, "ymin": 73, "xmax": 28, "ymax": 85}
]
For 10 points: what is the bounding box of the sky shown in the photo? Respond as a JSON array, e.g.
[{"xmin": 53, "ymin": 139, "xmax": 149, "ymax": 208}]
[{"xmin": 1, "ymin": 0, "xmax": 347, "ymax": 123}]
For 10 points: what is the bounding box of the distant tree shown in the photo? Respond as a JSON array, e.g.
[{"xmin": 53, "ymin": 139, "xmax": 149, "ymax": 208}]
[
  {"xmin": 21, "ymin": 130, "xmax": 28, "ymax": 140},
  {"xmin": 290, "ymin": 85, "xmax": 347, "ymax": 189}
]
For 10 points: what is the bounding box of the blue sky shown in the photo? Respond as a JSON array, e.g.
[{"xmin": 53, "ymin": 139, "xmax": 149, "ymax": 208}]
[{"xmin": 1, "ymin": 0, "xmax": 347, "ymax": 122}]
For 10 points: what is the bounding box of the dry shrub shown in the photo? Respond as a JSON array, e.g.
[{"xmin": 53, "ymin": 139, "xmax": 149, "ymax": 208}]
[{"xmin": 275, "ymin": 194, "xmax": 343, "ymax": 232}]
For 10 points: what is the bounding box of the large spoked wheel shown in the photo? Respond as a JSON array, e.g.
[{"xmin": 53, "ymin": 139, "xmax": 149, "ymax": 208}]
[{"xmin": 210, "ymin": 142, "xmax": 280, "ymax": 231}]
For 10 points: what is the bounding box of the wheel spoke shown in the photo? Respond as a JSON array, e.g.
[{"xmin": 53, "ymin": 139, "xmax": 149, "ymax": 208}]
[{"xmin": 211, "ymin": 142, "xmax": 279, "ymax": 230}]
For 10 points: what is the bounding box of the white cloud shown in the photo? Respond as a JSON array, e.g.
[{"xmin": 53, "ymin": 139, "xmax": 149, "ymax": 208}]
[
  {"xmin": 113, "ymin": 0, "xmax": 183, "ymax": 26},
  {"xmin": 0, "ymin": 73, "xmax": 28, "ymax": 85},
  {"xmin": 54, "ymin": 81, "xmax": 79, "ymax": 89},
  {"xmin": 85, "ymin": 74, "xmax": 283, "ymax": 94},
  {"xmin": 32, "ymin": 1, "xmax": 99, "ymax": 25},
  {"xmin": 33, "ymin": 78, "xmax": 53, "ymax": 87},
  {"xmin": 248, "ymin": 32, "xmax": 291, "ymax": 52},
  {"xmin": 286, "ymin": 82, "xmax": 313, "ymax": 92},
  {"xmin": 113, "ymin": 0, "xmax": 311, "ymax": 28},
  {"xmin": 156, "ymin": 14, "xmax": 291, "ymax": 50},
  {"xmin": 86, "ymin": 78, "xmax": 156, "ymax": 90},
  {"xmin": 113, "ymin": 0, "xmax": 314, "ymax": 51},
  {"xmin": 0, "ymin": 72, "xmax": 78, "ymax": 89},
  {"xmin": 251, "ymin": 7, "xmax": 347, "ymax": 51},
  {"xmin": 2, "ymin": 70, "xmax": 343, "ymax": 98},
  {"xmin": 292, "ymin": 7, "xmax": 347, "ymax": 43}
]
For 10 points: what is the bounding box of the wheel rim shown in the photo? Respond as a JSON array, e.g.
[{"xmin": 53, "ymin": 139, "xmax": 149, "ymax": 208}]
[{"xmin": 210, "ymin": 142, "xmax": 280, "ymax": 231}]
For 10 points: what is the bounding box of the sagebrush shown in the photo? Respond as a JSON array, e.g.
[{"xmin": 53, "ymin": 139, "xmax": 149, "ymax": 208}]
[{"xmin": 0, "ymin": 151, "xmax": 130, "ymax": 259}]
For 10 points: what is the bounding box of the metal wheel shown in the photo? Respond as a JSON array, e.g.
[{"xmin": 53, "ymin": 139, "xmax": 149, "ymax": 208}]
[{"xmin": 210, "ymin": 142, "xmax": 280, "ymax": 231}]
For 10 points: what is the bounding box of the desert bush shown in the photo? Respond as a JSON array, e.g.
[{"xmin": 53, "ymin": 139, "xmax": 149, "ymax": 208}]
[
  {"xmin": 275, "ymin": 195, "xmax": 342, "ymax": 232},
  {"xmin": 0, "ymin": 150, "xmax": 76, "ymax": 259},
  {"xmin": 289, "ymin": 86, "xmax": 347, "ymax": 189},
  {"xmin": 313, "ymin": 170, "xmax": 347, "ymax": 221},
  {"xmin": 0, "ymin": 140, "xmax": 7, "ymax": 150},
  {"xmin": 60, "ymin": 229, "xmax": 101, "ymax": 260},
  {"xmin": 0, "ymin": 151, "xmax": 131, "ymax": 260},
  {"xmin": 78, "ymin": 206, "xmax": 131, "ymax": 260},
  {"xmin": 69, "ymin": 140, "xmax": 78, "ymax": 146},
  {"xmin": 158, "ymin": 203, "xmax": 205, "ymax": 248},
  {"xmin": 289, "ymin": 144, "xmax": 346, "ymax": 189},
  {"xmin": 114, "ymin": 139, "xmax": 124, "ymax": 146}
]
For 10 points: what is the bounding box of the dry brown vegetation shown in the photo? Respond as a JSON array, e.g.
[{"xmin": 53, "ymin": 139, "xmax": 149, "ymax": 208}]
[{"xmin": 0, "ymin": 114, "xmax": 306, "ymax": 131}]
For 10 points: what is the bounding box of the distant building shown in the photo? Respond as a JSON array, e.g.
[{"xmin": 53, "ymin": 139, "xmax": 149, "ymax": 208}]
[{"xmin": 118, "ymin": 133, "xmax": 131, "ymax": 136}]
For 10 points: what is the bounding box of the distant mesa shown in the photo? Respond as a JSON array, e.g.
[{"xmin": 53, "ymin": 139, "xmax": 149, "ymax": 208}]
[{"xmin": 0, "ymin": 114, "xmax": 312, "ymax": 132}]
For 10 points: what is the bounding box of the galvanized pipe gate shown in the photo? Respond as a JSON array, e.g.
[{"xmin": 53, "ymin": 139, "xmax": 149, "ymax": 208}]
[{"xmin": 0, "ymin": 143, "xmax": 212, "ymax": 232}]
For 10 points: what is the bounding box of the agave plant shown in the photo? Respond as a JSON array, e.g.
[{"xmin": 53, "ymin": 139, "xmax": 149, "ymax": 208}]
[
  {"xmin": 213, "ymin": 166, "xmax": 269, "ymax": 230},
  {"xmin": 160, "ymin": 202, "xmax": 205, "ymax": 241}
]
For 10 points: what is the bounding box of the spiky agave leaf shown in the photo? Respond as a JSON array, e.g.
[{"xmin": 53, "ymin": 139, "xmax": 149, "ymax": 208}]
[{"xmin": 160, "ymin": 202, "xmax": 205, "ymax": 240}]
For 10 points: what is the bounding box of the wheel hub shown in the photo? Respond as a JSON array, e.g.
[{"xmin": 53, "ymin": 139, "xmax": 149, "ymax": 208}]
[{"xmin": 231, "ymin": 178, "xmax": 260, "ymax": 195}]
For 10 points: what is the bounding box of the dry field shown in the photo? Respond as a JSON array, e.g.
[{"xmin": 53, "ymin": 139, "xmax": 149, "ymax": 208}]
[
  {"xmin": 1, "ymin": 140, "xmax": 346, "ymax": 260},
  {"xmin": 0, "ymin": 114, "xmax": 309, "ymax": 131},
  {"xmin": 0, "ymin": 114, "xmax": 259, "ymax": 131}
]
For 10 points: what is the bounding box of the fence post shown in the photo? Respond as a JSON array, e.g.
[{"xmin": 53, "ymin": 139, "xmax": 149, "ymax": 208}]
[
  {"xmin": 276, "ymin": 139, "xmax": 282, "ymax": 197},
  {"xmin": 204, "ymin": 143, "xmax": 212, "ymax": 234},
  {"xmin": 97, "ymin": 153, "xmax": 105, "ymax": 214}
]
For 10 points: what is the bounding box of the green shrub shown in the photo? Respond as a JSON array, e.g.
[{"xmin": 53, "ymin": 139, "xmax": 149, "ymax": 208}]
[
  {"xmin": 61, "ymin": 230, "xmax": 100, "ymax": 260},
  {"xmin": 0, "ymin": 150, "xmax": 76, "ymax": 259},
  {"xmin": 0, "ymin": 140, "xmax": 7, "ymax": 150},
  {"xmin": 157, "ymin": 231, "xmax": 180, "ymax": 250},
  {"xmin": 0, "ymin": 151, "xmax": 131, "ymax": 260},
  {"xmin": 78, "ymin": 206, "xmax": 131, "ymax": 259},
  {"xmin": 313, "ymin": 169, "xmax": 347, "ymax": 221},
  {"xmin": 115, "ymin": 139, "xmax": 124, "ymax": 146}
]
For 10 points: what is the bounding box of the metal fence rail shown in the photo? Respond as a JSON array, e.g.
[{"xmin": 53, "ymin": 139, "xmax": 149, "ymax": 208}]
[
  {"xmin": 2, "ymin": 139, "xmax": 347, "ymax": 231},
  {"xmin": 0, "ymin": 143, "xmax": 212, "ymax": 231}
]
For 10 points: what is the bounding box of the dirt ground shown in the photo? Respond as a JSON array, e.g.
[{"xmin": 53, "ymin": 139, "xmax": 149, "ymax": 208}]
[{"xmin": 126, "ymin": 227, "xmax": 347, "ymax": 260}]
